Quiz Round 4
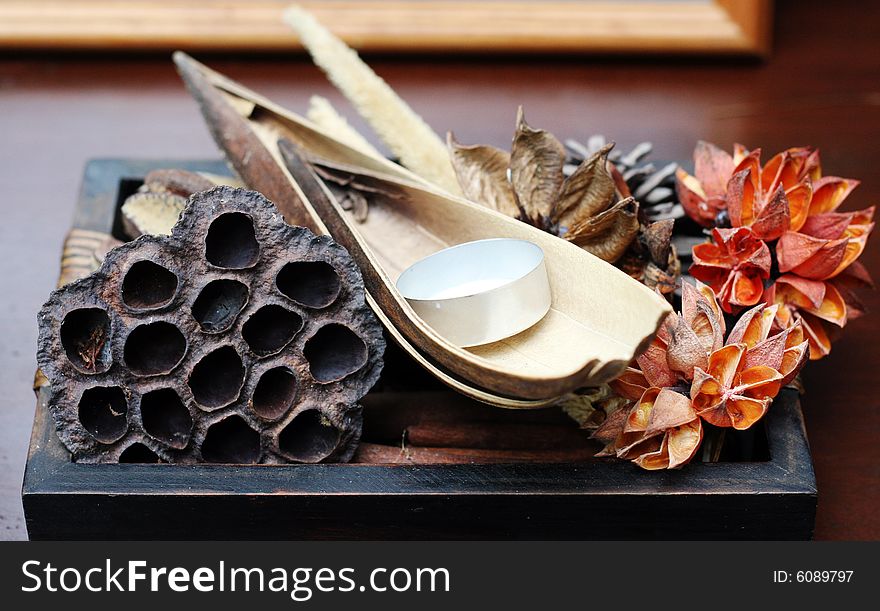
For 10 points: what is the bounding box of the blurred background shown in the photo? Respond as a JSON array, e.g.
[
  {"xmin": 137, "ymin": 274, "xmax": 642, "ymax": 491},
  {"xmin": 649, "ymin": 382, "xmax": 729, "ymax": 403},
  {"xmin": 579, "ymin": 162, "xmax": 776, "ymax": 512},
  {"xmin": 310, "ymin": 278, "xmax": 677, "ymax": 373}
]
[{"xmin": 0, "ymin": 0, "xmax": 877, "ymax": 540}]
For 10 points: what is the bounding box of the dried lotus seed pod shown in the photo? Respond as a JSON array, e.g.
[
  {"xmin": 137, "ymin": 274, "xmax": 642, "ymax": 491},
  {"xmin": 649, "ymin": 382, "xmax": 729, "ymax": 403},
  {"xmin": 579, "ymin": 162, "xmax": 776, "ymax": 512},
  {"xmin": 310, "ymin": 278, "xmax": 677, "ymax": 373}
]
[{"xmin": 37, "ymin": 186, "xmax": 384, "ymax": 464}]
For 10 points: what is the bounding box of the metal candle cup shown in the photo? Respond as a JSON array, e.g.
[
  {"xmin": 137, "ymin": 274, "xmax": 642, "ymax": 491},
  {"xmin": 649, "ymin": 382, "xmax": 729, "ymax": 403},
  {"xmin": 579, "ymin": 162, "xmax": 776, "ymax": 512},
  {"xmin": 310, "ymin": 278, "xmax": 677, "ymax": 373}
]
[{"xmin": 396, "ymin": 239, "xmax": 552, "ymax": 348}]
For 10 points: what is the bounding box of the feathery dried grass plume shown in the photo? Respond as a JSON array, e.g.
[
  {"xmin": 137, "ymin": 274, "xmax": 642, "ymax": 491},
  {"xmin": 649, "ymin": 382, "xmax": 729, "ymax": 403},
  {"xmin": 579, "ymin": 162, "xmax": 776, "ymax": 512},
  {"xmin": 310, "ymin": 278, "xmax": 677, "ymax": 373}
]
[
  {"xmin": 306, "ymin": 95, "xmax": 383, "ymax": 158},
  {"xmin": 283, "ymin": 5, "xmax": 462, "ymax": 195}
]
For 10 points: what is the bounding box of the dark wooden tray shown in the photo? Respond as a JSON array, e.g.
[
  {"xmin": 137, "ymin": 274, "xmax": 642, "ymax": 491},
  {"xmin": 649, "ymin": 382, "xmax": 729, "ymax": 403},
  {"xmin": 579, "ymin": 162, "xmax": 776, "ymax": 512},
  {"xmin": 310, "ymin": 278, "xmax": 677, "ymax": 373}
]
[{"xmin": 22, "ymin": 159, "xmax": 817, "ymax": 540}]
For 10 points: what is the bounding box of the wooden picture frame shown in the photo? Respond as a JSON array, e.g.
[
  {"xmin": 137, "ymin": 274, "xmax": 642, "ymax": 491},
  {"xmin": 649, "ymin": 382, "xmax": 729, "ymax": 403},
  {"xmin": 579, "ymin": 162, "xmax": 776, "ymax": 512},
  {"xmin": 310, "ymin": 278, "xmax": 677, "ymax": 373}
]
[{"xmin": 0, "ymin": 0, "xmax": 773, "ymax": 56}]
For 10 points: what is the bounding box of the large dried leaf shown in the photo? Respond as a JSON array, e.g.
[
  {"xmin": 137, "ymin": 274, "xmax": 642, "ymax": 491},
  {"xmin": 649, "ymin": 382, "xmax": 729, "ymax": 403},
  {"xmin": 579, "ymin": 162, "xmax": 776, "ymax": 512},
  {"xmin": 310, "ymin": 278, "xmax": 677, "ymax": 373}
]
[
  {"xmin": 553, "ymin": 142, "xmax": 616, "ymax": 227},
  {"xmin": 447, "ymin": 133, "xmax": 519, "ymax": 217},
  {"xmin": 509, "ymin": 107, "xmax": 566, "ymax": 225},
  {"xmin": 564, "ymin": 197, "xmax": 639, "ymax": 262}
]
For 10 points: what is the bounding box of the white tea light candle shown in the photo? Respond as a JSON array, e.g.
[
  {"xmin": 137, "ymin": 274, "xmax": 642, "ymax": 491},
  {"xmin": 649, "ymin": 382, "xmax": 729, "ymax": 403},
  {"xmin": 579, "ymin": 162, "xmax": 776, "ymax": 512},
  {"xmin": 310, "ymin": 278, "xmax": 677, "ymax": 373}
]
[{"xmin": 396, "ymin": 239, "xmax": 551, "ymax": 347}]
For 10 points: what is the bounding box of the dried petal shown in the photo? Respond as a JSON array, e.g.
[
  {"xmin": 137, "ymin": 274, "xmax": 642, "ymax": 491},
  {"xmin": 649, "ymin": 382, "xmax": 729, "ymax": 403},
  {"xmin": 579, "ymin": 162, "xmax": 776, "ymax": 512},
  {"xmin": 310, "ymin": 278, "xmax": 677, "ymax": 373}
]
[
  {"xmin": 800, "ymin": 211, "xmax": 855, "ymax": 240},
  {"xmin": 675, "ymin": 168, "xmax": 719, "ymax": 227},
  {"xmin": 643, "ymin": 219, "xmax": 674, "ymax": 265},
  {"xmin": 742, "ymin": 331, "xmax": 786, "ymax": 371},
  {"xmin": 777, "ymin": 231, "xmax": 848, "ymax": 280},
  {"xmin": 553, "ymin": 142, "xmax": 616, "ymax": 226},
  {"xmin": 623, "ymin": 387, "xmax": 659, "ymax": 434},
  {"xmin": 727, "ymin": 303, "xmax": 776, "ymax": 347},
  {"xmin": 509, "ymin": 107, "xmax": 565, "ymax": 225},
  {"xmin": 780, "ymin": 339, "xmax": 809, "ymax": 385},
  {"xmin": 636, "ymin": 332, "xmax": 679, "ymax": 388},
  {"xmin": 564, "ymin": 197, "xmax": 639, "ymax": 262},
  {"xmin": 681, "ymin": 281, "xmax": 724, "ymax": 353},
  {"xmin": 694, "ymin": 140, "xmax": 735, "ymax": 197},
  {"xmin": 808, "ymin": 176, "xmax": 860, "ymax": 216},
  {"xmin": 609, "ymin": 367, "xmax": 650, "ymax": 401},
  {"xmin": 750, "ymin": 184, "xmax": 791, "ymax": 240},
  {"xmin": 645, "ymin": 388, "xmax": 696, "ymax": 434},
  {"xmin": 726, "ymin": 168, "xmax": 755, "ymax": 229},
  {"xmin": 723, "ymin": 396, "xmax": 771, "ymax": 430},
  {"xmin": 667, "ymin": 419, "xmax": 703, "ymax": 468},
  {"xmin": 447, "ymin": 133, "xmax": 519, "ymax": 217},
  {"xmin": 666, "ymin": 316, "xmax": 709, "ymax": 378},
  {"xmin": 591, "ymin": 402, "xmax": 631, "ymax": 445},
  {"xmin": 785, "ymin": 182, "xmax": 813, "ymax": 233}
]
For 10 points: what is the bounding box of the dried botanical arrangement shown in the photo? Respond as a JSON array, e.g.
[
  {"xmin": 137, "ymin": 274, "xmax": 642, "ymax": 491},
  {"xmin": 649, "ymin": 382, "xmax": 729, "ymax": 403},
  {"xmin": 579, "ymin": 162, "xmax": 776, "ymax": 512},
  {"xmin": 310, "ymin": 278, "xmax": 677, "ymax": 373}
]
[
  {"xmin": 37, "ymin": 186, "xmax": 384, "ymax": 463},
  {"xmin": 676, "ymin": 142, "xmax": 875, "ymax": 359}
]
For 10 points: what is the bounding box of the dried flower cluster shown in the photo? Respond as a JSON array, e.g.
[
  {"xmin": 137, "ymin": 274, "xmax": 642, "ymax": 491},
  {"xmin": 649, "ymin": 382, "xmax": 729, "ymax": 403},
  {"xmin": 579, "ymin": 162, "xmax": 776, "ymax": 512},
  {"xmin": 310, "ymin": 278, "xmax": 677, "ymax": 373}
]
[
  {"xmin": 595, "ymin": 282, "xmax": 808, "ymax": 470},
  {"xmin": 448, "ymin": 108, "xmax": 680, "ymax": 293},
  {"xmin": 677, "ymin": 142, "xmax": 874, "ymax": 358}
]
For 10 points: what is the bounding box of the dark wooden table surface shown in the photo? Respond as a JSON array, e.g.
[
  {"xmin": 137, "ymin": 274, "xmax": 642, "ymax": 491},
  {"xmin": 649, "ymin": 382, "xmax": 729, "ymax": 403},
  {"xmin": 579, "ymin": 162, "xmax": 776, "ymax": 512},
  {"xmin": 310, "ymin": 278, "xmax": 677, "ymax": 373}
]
[{"xmin": 1, "ymin": 0, "xmax": 877, "ymax": 540}]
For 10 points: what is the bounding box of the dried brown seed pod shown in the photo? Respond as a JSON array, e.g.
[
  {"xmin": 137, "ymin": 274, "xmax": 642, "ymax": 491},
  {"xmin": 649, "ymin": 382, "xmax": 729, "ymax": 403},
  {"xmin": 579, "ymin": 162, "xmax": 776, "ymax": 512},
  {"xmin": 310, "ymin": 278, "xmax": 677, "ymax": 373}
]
[{"xmin": 37, "ymin": 186, "xmax": 384, "ymax": 464}]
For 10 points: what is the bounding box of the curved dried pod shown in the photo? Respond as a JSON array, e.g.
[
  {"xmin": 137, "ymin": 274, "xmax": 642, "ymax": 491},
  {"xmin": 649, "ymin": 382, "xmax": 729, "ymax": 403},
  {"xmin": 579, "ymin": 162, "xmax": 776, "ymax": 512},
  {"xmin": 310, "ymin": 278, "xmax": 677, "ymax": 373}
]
[{"xmin": 37, "ymin": 186, "xmax": 384, "ymax": 463}]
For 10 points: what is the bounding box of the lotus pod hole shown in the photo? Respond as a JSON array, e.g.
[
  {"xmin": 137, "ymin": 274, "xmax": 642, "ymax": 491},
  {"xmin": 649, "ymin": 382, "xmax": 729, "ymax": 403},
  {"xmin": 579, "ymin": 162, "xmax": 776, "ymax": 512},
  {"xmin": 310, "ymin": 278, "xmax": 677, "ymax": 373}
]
[
  {"xmin": 201, "ymin": 415, "xmax": 260, "ymax": 463},
  {"xmin": 78, "ymin": 386, "xmax": 128, "ymax": 443},
  {"xmin": 252, "ymin": 367, "xmax": 298, "ymax": 420},
  {"xmin": 140, "ymin": 388, "xmax": 193, "ymax": 449},
  {"xmin": 124, "ymin": 321, "xmax": 187, "ymax": 376},
  {"xmin": 188, "ymin": 345, "xmax": 245, "ymax": 409},
  {"xmin": 305, "ymin": 323, "xmax": 368, "ymax": 383},
  {"xmin": 119, "ymin": 443, "xmax": 162, "ymax": 463},
  {"xmin": 60, "ymin": 308, "xmax": 112, "ymax": 374},
  {"xmin": 278, "ymin": 409, "xmax": 342, "ymax": 462},
  {"xmin": 192, "ymin": 279, "xmax": 249, "ymax": 332},
  {"xmin": 242, "ymin": 304, "xmax": 303, "ymax": 356},
  {"xmin": 37, "ymin": 186, "xmax": 384, "ymax": 463},
  {"xmin": 121, "ymin": 260, "xmax": 178, "ymax": 310},
  {"xmin": 205, "ymin": 212, "xmax": 260, "ymax": 269},
  {"xmin": 277, "ymin": 261, "xmax": 341, "ymax": 308}
]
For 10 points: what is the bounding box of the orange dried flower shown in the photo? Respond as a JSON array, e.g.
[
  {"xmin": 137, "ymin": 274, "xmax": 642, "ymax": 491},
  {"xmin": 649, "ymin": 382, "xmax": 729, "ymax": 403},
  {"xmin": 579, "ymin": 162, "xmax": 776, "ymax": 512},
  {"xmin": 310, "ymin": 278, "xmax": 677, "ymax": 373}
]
[
  {"xmin": 726, "ymin": 148, "xmax": 814, "ymax": 240},
  {"xmin": 603, "ymin": 283, "xmax": 808, "ymax": 470},
  {"xmin": 594, "ymin": 387, "xmax": 702, "ymax": 470},
  {"xmin": 680, "ymin": 141, "xmax": 874, "ymax": 358},
  {"xmin": 690, "ymin": 227, "xmax": 772, "ymax": 313}
]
